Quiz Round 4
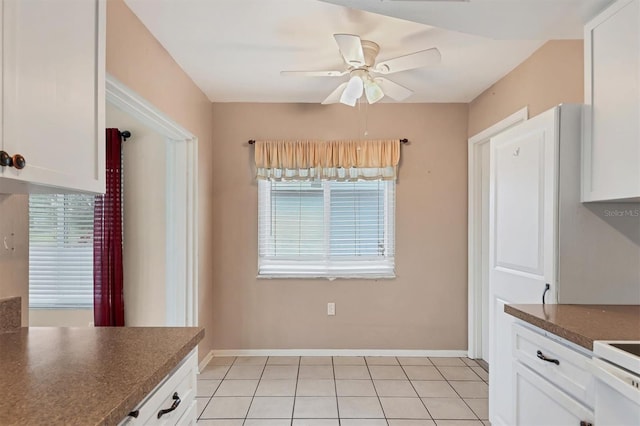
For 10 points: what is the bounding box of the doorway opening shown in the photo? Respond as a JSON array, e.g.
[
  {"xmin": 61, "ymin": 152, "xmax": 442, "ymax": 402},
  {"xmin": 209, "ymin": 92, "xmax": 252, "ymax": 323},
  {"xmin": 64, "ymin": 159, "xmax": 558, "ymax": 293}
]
[
  {"xmin": 467, "ymin": 107, "xmax": 528, "ymax": 363},
  {"xmin": 106, "ymin": 75, "xmax": 198, "ymax": 327}
]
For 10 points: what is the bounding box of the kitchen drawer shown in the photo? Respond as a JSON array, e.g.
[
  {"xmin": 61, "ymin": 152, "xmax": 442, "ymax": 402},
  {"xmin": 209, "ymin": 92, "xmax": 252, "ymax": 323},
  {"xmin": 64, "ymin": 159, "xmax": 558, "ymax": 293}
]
[
  {"xmin": 175, "ymin": 399, "xmax": 198, "ymax": 426},
  {"xmin": 120, "ymin": 348, "xmax": 197, "ymax": 425},
  {"xmin": 513, "ymin": 323, "xmax": 594, "ymax": 408},
  {"xmin": 514, "ymin": 361, "xmax": 594, "ymax": 426}
]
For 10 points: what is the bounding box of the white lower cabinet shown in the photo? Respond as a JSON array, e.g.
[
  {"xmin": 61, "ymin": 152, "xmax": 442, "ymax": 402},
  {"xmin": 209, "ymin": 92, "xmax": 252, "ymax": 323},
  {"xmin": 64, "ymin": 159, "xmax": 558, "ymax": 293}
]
[
  {"xmin": 507, "ymin": 322, "xmax": 595, "ymax": 426},
  {"xmin": 514, "ymin": 362, "xmax": 594, "ymax": 426},
  {"xmin": 120, "ymin": 349, "xmax": 197, "ymax": 426},
  {"xmin": 174, "ymin": 398, "xmax": 198, "ymax": 426}
]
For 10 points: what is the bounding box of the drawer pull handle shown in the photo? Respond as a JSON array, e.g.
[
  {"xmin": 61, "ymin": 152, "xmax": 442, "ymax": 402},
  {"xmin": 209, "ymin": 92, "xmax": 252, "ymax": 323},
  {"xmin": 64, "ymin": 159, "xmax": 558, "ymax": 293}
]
[
  {"xmin": 157, "ymin": 392, "xmax": 181, "ymax": 419},
  {"xmin": 128, "ymin": 410, "xmax": 139, "ymax": 418},
  {"xmin": 580, "ymin": 422, "xmax": 593, "ymax": 426},
  {"xmin": 537, "ymin": 350, "xmax": 560, "ymax": 365}
]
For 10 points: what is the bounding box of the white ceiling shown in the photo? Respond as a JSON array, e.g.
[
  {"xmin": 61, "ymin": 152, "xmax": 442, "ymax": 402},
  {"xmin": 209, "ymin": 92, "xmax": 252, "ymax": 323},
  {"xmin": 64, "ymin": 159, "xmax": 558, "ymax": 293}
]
[
  {"xmin": 123, "ymin": 0, "xmax": 610, "ymax": 104},
  {"xmin": 321, "ymin": 0, "xmax": 614, "ymax": 40}
]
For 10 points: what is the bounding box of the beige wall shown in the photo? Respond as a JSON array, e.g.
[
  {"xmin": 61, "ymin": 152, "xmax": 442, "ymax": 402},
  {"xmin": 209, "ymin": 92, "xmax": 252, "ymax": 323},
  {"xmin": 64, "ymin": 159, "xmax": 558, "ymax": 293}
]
[
  {"xmin": 209, "ymin": 103, "xmax": 469, "ymax": 350},
  {"xmin": 468, "ymin": 40, "xmax": 584, "ymax": 136},
  {"xmin": 107, "ymin": 0, "xmax": 215, "ymax": 355},
  {"xmin": 30, "ymin": 309, "xmax": 93, "ymax": 327},
  {"xmin": 0, "ymin": 195, "xmax": 28, "ymax": 325},
  {"xmin": 106, "ymin": 103, "xmax": 168, "ymax": 326}
]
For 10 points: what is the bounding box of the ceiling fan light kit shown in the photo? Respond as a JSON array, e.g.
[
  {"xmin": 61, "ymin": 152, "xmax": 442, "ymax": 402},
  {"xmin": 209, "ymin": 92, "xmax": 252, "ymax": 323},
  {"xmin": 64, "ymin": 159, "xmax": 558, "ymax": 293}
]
[
  {"xmin": 364, "ymin": 74, "xmax": 384, "ymax": 104},
  {"xmin": 282, "ymin": 33, "xmax": 441, "ymax": 107}
]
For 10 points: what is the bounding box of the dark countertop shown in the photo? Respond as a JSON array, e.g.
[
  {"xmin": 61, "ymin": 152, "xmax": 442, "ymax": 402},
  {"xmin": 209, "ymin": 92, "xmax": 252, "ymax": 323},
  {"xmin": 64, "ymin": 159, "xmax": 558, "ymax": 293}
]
[
  {"xmin": 0, "ymin": 326, "xmax": 204, "ymax": 425},
  {"xmin": 505, "ymin": 304, "xmax": 640, "ymax": 350},
  {"xmin": 0, "ymin": 297, "xmax": 21, "ymax": 332}
]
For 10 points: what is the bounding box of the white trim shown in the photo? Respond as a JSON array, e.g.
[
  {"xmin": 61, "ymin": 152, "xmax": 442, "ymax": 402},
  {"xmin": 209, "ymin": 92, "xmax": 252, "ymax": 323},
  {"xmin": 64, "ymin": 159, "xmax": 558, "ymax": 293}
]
[
  {"xmin": 189, "ymin": 138, "xmax": 199, "ymax": 327},
  {"xmin": 209, "ymin": 349, "xmax": 469, "ymax": 358},
  {"xmin": 106, "ymin": 75, "xmax": 194, "ymax": 141},
  {"xmin": 95, "ymin": 0, "xmax": 106, "ymax": 190},
  {"xmin": 468, "ymin": 107, "xmax": 529, "ymax": 146},
  {"xmin": 105, "ymin": 73, "xmax": 199, "ymax": 327},
  {"xmin": 468, "ymin": 107, "xmax": 528, "ymax": 360},
  {"xmin": 198, "ymin": 350, "xmax": 215, "ymax": 373}
]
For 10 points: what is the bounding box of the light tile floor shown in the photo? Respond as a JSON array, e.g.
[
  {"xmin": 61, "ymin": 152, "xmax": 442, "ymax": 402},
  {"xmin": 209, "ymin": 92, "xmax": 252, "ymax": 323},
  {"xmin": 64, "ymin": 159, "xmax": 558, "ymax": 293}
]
[{"xmin": 196, "ymin": 356, "xmax": 490, "ymax": 426}]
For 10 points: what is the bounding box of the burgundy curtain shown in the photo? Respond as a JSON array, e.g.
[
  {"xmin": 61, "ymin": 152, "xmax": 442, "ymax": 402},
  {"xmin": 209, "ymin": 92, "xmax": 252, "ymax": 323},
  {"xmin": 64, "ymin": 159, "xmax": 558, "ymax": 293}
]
[{"xmin": 94, "ymin": 129, "xmax": 124, "ymax": 326}]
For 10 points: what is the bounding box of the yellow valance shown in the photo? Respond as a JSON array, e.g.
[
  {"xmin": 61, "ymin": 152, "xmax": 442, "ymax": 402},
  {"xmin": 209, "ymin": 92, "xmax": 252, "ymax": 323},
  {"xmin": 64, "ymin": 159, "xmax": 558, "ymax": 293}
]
[{"xmin": 254, "ymin": 139, "xmax": 401, "ymax": 181}]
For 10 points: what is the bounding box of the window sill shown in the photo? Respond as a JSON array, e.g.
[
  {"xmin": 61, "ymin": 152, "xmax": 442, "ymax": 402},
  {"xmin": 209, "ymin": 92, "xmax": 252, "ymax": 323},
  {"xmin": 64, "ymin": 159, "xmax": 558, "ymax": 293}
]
[{"xmin": 256, "ymin": 274, "xmax": 396, "ymax": 280}]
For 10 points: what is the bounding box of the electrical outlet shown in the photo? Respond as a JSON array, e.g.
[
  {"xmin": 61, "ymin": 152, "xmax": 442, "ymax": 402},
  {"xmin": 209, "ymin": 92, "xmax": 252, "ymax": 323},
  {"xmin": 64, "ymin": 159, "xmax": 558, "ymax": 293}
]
[{"xmin": 327, "ymin": 302, "xmax": 336, "ymax": 316}]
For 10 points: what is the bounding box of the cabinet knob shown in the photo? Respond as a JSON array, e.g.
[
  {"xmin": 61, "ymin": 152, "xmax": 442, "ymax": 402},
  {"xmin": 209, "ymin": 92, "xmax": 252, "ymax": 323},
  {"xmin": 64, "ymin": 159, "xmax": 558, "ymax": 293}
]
[
  {"xmin": 0, "ymin": 151, "xmax": 10, "ymax": 167},
  {"xmin": 12, "ymin": 154, "xmax": 26, "ymax": 170},
  {"xmin": 0, "ymin": 152, "xmax": 26, "ymax": 169},
  {"xmin": 579, "ymin": 422, "xmax": 593, "ymax": 426}
]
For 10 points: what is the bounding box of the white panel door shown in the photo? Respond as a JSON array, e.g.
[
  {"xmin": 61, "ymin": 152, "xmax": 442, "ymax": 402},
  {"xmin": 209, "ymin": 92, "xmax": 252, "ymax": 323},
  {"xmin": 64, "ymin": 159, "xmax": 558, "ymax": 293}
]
[{"xmin": 489, "ymin": 107, "xmax": 559, "ymax": 425}]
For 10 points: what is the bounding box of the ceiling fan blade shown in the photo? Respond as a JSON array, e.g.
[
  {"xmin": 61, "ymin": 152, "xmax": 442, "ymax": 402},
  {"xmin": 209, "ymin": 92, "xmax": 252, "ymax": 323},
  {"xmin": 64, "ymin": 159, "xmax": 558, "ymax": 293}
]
[
  {"xmin": 374, "ymin": 47, "xmax": 441, "ymax": 74},
  {"xmin": 375, "ymin": 77, "xmax": 414, "ymax": 101},
  {"xmin": 281, "ymin": 70, "xmax": 347, "ymax": 77},
  {"xmin": 321, "ymin": 82, "xmax": 349, "ymax": 105},
  {"xmin": 334, "ymin": 34, "xmax": 365, "ymax": 67}
]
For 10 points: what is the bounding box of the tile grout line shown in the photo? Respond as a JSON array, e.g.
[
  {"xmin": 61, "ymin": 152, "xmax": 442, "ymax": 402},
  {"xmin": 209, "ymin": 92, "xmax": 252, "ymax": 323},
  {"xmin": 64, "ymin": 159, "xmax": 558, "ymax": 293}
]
[
  {"xmin": 331, "ymin": 356, "xmax": 341, "ymax": 426},
  {"xmin": 399, "ymin": 358, "xmax": 435, "ymax": 421},
  {"xmin": 363, "ymin": 357, "xmax": 391, "ymax": 426},
  {"xmin": 432, "ymin": 358, "xmax": 482, "ymax": 422},
  {"xmin": 241, "ymin": 356, "xmax": 268, "ymax": 424},
  {"xmin": 290, "ymin": 357, "xmax": 301, "ymax": 426},
  {"xmin": 197, "ymin": 356, "xmax": 234, "ymax": 421}
]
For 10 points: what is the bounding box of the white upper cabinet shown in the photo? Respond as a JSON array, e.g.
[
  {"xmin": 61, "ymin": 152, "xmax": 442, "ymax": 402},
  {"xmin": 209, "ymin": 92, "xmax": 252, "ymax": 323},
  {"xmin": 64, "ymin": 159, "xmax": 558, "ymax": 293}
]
[
  {"xmin": 583, "ymin": 0, "xmax": 640, "ymax": 202},
  {"xmin": 0, "ymin": 0, "xmax": 105, "ymax": 194}
]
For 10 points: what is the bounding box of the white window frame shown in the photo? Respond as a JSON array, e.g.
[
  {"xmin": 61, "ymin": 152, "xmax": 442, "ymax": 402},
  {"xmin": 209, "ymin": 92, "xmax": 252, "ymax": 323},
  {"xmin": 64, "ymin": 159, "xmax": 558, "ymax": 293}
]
[{"xmin": 258, "ymin": 179, "xmax": 396, "ymax": 279}]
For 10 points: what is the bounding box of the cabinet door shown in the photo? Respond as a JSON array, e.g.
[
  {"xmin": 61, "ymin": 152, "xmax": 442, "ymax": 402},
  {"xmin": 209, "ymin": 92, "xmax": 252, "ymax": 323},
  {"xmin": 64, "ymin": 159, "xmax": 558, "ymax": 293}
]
[
  {"xmin": 583, "ymin": 0, "xmax": 640, "ymax": 202},
  {"xmin": 1, "ymin": 0, "xmax": 105, "ymax": 193},
  {"xmin": 514, "ymin": 362, "xmax": 594, "ymax": 426}
]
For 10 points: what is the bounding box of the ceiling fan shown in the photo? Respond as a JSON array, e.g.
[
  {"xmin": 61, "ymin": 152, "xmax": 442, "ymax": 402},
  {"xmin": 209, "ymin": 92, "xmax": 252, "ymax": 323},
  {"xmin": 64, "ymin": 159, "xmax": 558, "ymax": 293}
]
[{"xmin": 281, "ymin": 34, "xmax": 441, "ymax": 106}]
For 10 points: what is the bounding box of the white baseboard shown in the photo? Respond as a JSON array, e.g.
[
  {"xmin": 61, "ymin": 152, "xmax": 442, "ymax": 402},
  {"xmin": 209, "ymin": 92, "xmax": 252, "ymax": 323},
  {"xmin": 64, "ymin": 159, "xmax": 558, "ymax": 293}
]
[
  {"xmin": 198, "ymin": 349, "xmax": 215, "ymax": 373},
  {"xmin": 209, "ymin": 349, "xmax": 469, "ymax": 358}
]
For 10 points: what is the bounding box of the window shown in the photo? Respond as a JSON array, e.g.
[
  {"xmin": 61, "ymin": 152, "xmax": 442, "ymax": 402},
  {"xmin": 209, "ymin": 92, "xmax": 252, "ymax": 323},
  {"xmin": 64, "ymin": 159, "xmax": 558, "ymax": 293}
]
[
  {"xmin": 29, "ymin": 194, "xmax": 94, "ymax": 308},
  {"xmin": 258, "ymin": 179, "xmax": 395, "ymax": 278}
]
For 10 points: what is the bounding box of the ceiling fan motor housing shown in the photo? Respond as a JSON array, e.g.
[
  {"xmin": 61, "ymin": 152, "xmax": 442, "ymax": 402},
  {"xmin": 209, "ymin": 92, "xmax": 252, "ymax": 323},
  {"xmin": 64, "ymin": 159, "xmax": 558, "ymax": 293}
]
[{"xmin": 360, "ymin": 40, "xmax": 380, "ymax": 68}]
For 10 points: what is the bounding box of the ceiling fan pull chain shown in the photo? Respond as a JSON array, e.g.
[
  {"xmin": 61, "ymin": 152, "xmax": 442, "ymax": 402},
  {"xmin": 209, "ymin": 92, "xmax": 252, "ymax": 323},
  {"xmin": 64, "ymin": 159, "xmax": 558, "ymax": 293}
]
[{"xmin": 364, "ymin": 100, "xmax": 369, "ymax": 136}]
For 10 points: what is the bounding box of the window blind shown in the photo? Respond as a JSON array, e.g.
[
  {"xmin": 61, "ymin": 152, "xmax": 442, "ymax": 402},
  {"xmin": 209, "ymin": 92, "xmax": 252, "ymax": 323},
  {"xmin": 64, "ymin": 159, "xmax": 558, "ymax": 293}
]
[
  {"xmin": 29, "ymin": 194, "xmax": 95, "ymax": 308},
  {"xmin": 258, "ymin": 180, "xmax": 395, "ymax": 278}
]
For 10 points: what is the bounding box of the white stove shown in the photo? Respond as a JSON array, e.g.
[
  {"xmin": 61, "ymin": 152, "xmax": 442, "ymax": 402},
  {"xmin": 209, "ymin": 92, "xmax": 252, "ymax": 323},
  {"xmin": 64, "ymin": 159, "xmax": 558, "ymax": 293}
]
[{"xmin": 591, "ymin": 341, "xmax": 640, "ymax": 425}]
